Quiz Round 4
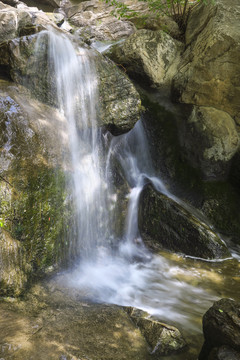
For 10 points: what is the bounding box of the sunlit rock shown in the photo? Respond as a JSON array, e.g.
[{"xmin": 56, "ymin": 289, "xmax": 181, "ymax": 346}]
[
  {"xmin": 125, "ymin": 306, "xmax": 186, "ymax": 356},
  {"xmin": 60, "ymin": 0, "xmax": 136, "ymax": 42},
  {"xmin": 0, "ymin": 1, "xmax": 60, "ymax": 42},
  {"xmin": 0, "ymin": 282, "xmax": 151, "ymax": 360},
  {"xmin": 172, "ymin": 0, "xmax": 240, "ymax": 128},
  {"xmin": 108, "ymin": 29, "xmax": 184, "ymax": 90}
]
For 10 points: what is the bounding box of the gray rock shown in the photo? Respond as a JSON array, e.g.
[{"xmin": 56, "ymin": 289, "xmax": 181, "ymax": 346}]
[
  {"xmin": 172, "ymin": 0, "xmax": 240, "ymax": 128},
  {"xmin": 62, "ymin": 0, "xmax": 136, "ymax": 42},
  {"xmin": 178, "ymin": 106, "xmax": 239, "ymax": 180},
  {"xmin": 138, "ymin": 185, "xmax": 231, "ymax": 259},
  {"xmin": 0, "ymin": 2, "xmax": 60, "ymax": 43},
  {"xmin": 109, "ymin": 29, "xmax": 184, "ymax": 89}
]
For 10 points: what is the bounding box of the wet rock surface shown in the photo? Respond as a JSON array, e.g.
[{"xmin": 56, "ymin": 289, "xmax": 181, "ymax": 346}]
[
  {"xmin": 199, "ymin": 298, "xmax": 240, "ymax": 360},
  {"xmin": 138, "ymin": 185, "xmax": 230, "ymax": 259}
]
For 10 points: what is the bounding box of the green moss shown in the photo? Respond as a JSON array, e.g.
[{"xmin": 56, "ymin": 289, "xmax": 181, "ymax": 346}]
[{"xmin": 0, "ymin": 164, "xmax": 71, "ymax": 277}]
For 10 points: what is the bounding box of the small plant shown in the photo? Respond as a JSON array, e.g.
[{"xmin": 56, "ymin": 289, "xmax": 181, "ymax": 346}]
[{"xmin": 105, "ymin": 0, "xmax": 213, "ymax": 32}]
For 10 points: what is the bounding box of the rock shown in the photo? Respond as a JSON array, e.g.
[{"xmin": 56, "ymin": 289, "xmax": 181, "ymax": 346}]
[
  {"xmin": 178, "ymin": 106, "xmax": 239, "ymax": 180},
  {"xmin": 0, "ymin": 82, "xmax": 72, "ymax": 295},
  {"xmin": 199, "ymin": 298, "xmax": 240, "ymax": 360},
  {"xmin": 131, "ymin": 14, "xmax": 181, "ymax": 39},
  {"xmin": 0, "ymin": 229, "xmax": 29, "ymax": 296},
  {"xmin": 108, "ymin": 29, "xmax": 184, "ymax": 89},
  {"xmin": 0, "ymin": 30, "xmax": 141, "ymax": 133},
  {"xmin": 208, "ymin": 346, "xmax": 240, "ymax": 360},
  {"xmin": 138, "ymin": 185, "xmax": 231, "ymax": 259},
  {"xmin": 96, "ymin": 55, "xmax": 141, "ymax": 133},
  {"xmin": 125, "ymin": 307, "xmax": 186, "ymax": 356},
  {"xmin": 172, "ymin": 0, "xmax": 240, "ymax": 127},
  {"xmin": 0, "ymin": 1, "xmax": 60, "ymax": 43},
  {"xmin": 62, "ymin": 0, "xmax": 136, "ymax": 42},
  {"xmin": 0, "ymin": 282, "xmax": 151, "ymax": 360}
]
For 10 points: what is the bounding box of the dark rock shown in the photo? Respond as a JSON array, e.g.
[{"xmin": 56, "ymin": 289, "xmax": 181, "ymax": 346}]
[
  {"xmin": 177, "ymin": 105, "xmax": 239, "ymax": 180},
  {"xmin": 199, "ymin": 298, "xmax": 240, "ymax": 360},
  {"xmin": 208, "ymin": 346, "xmax": 240, "ymax": 360},
  {"xmin": 138, "ymin": 185, "xmax": 230, "ymax": 259}
]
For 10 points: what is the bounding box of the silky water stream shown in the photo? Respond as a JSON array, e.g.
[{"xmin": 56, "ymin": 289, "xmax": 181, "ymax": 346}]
[{"xmin": 38, "ymin": 30, "xmax": 240, "ymax": 358}]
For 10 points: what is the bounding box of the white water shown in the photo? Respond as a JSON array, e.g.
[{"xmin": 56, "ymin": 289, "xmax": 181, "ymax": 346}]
[
  {"xmin": 46, "ymin": 30, "xmax": 113, "ymax": 259},
  {"xmin": 40, "ymin": 29, "xmax": 228, "ymax": 335}
]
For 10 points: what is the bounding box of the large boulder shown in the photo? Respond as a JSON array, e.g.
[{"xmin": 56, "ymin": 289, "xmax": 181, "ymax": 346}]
[
  {"xmin": 109, "ymin": 29, "xmax": 184, "ymax": 89},
  {"xmin": 138, "ymin": 185, "xmax": 231, "ymax": 259},
  {"xmin": 178, "ymin": 106, "xmax": 239, "ymax": 180},
  {"xmin": 172, "ymin": 0, "xmax": 240, "ymax": 128},
  {"xmin": 199, "ymin": 299, "xmax": 240, "ymax": 360}
]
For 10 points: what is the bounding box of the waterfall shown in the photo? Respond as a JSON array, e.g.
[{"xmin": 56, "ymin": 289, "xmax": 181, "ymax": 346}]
[
  {"xmin": 33, "ymin": 29, "xmax": 220, "ymax": 334},
  {"xmin": 46, "ymin": 30, "xmax": 112, "ymax": 260}
]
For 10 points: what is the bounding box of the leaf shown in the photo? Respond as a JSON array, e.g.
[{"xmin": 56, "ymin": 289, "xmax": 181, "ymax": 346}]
[{"xmin": 218, "ymin": 309, "xmax": 223, "ymax": 313}]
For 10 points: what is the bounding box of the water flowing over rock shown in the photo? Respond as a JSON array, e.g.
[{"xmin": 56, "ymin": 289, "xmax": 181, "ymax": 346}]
[
  {"xmin": 172, "ymin": 0, "xmax": 240, "ymax": 128},
  {"xmin": 178, "ymin": 106, "xmax": 239, "ymax": 180},
  {"xmin": 138, "ymin": 185, "xmax": 230, "ymax": 259},
  {"xmin": 199, "ymin": 298, "xmax": 240, "ymax": 360},
  {"xmin": 0, "ymin": 30, "xmax": 141, "ymax": 133},
  {"xmin": 109, "ymin": 29, "xmax": 184, "ymax": 89}
]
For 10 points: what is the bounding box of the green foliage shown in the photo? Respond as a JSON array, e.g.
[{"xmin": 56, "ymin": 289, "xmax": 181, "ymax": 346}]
[{"xmin": 104, "ymin": 0, "xmax": 214, "ymax": 30}]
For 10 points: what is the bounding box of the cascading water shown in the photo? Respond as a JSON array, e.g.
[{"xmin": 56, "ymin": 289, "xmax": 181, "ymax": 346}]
[
  {"xmin": 46, "ymin": 30, "xmax": 113, "ymax": 260},
  {"xmin": 34, "ymin": 28, "xmax": 232, "ymax": 343}
]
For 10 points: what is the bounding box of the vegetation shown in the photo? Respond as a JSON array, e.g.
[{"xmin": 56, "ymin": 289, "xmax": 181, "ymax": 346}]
[{"xmin": 105, "ymin": 0, "xmax": 213, "ymax": 31}]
